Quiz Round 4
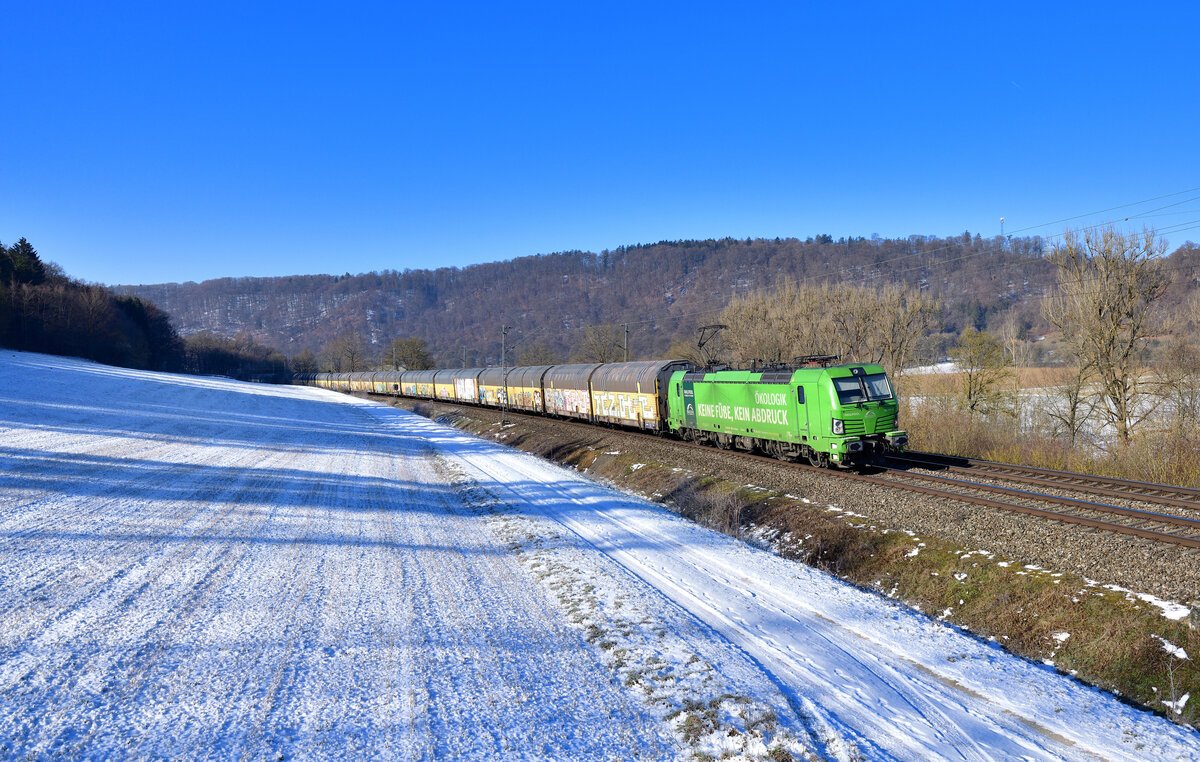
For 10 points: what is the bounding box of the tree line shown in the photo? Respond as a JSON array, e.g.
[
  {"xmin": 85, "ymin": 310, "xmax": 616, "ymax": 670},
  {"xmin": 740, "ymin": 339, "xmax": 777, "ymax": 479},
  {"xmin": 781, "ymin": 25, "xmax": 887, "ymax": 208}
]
[
  {"xmin": 120, "ymin": 231, "xmax": 1073, "ymax": 368},
  {"xmin": 0, "ymin": 238, "xmax": 291, "ymax": 380},
  {"xmin": 0, "ymin": 238, "xmax": 182, "ymax": 370},
  {"xmin": 935, "ymin": 227, "xmax": 1192, "ymax": 446},
  {"xmin": 12, "ymin": 226, "xmax": 1200, "ymax": 477}
]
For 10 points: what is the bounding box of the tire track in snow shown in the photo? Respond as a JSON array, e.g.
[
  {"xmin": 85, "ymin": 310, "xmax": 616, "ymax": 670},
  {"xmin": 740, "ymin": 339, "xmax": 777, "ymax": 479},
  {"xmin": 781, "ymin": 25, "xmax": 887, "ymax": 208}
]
[
  {"xmin": 0, "ymin": 410, "xmax": 304, "ymax": 657},
  {"xmin": 434, "ymin": 423, "xmax": 1160, "ymax": 761},
  {"xmin": 542, "ymin": 494, "xmax": 1008, "ymax": 762},
  {"xmin": 2, "ymin": 448, "xmax": 303, "ymax": 756},
  {"xmin": 448, "ymin": 446, "xmax": 872, "ymax": 761},
  {"xmin": 0, "ymin": 433, "xmax": 279, "ymax": 649},
  {"xmin": 393, "ymin": 443, "xmax": 674, "ymax": 759},
  {"xmin": 61, "ymin": 453, "xmax": 300, "ymax": 756}
]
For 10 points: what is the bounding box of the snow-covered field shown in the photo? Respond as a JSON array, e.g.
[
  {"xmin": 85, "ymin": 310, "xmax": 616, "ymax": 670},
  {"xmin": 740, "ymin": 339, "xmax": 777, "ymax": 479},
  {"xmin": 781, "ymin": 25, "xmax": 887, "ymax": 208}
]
[{"xmin": 1, "ymin": 352, "xmax": 1197, "ymax": 760}]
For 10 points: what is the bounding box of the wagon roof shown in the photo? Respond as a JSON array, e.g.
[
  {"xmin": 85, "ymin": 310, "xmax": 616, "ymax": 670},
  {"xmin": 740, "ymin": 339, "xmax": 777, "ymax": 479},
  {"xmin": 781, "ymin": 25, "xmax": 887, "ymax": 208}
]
[
  {"xmin": 507, "ymin": 365, "xmax": 554, "ymax": 387},
  {"xmin": 591, "ymin": 360, "xmax": 691, "ymax": 393},
  {"xmin": 478, "ymin": 367, "xmax": 511, "ymax": 384},
  {"xmin": 543, "ymin": 363, "xmax": 603, "ymax": 388}
]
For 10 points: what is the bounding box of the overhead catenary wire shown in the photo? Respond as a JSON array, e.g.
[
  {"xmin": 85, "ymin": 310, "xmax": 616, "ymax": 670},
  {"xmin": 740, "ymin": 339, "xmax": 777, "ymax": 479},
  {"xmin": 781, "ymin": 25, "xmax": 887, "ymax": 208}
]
[
  {"xmin": 797, "ymin": 195, "xmax": 1200, "ymax": 290},
  {"xmin": 652, "ymin": 195, "xmax": 1197, "ymax": 321}
]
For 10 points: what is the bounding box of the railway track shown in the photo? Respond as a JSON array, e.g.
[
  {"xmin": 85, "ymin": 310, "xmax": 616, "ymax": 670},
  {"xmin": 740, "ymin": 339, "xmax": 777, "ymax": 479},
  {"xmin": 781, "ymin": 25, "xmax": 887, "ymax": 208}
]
[
  {"xmin": 384, "ymin": 396, "xmax": 1200, "ymax": 551},
  {"xmin": 888, "ymin": 451, "xmax": 1200, "ymax": 509},
  {"xmin": 874, "ymin": 465, "xmax": 1200, "ymax": 549}
]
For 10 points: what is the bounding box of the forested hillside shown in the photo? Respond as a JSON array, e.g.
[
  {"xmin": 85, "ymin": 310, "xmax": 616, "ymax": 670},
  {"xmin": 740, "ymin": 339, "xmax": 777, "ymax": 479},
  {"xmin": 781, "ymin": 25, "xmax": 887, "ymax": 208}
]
[
  {"xmin": 0, "ymin": 238, "xmax": 181, "ymax": 370},
  {"xmin": 0, "ymin": 237, "xmax": 292, "ymax": 379},
  {"xmin": 117, "ymin": 233, "xmax": 1200, "ymax": 367}
]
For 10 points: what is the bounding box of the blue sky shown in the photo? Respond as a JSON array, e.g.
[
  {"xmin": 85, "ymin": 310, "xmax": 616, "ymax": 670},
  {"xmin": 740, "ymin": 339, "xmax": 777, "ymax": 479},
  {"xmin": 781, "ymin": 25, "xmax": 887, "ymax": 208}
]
[{"xmin": 2, "ymin": 2, "xmax": 1197, "ymax": 285}]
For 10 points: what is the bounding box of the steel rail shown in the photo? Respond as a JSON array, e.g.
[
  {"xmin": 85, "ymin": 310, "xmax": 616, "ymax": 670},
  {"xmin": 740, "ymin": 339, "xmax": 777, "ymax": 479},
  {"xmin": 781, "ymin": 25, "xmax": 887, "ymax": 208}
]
[
  {"xmin": 898, "ymin": 451, "xmax": 1200, "ymax": 501},
  {"xmin": 848, "ymin": 471, "xmax": 1200, "ymax": 550},
  {"xmin": 886, "ymin": 454, "xmax": 1200, "ymax": 512},
  {"xmin": 878, "ymin": 467, "xmax": 1200, "ymax": 532}
]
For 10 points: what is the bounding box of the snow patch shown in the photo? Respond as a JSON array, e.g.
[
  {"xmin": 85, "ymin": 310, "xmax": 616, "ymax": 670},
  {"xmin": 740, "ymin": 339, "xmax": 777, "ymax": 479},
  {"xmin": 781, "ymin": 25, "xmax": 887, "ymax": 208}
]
[
  {"xmin": 1163, "ymin": 693, "xmax": 1191, "ymax": 715},
  {"xmin": 1098, "ymin": 583, "xmax": 1192, "ymax": 621},
  {"xmin": 1152, "ymin": 635, "xmax": 1190, "ymax": 661}
]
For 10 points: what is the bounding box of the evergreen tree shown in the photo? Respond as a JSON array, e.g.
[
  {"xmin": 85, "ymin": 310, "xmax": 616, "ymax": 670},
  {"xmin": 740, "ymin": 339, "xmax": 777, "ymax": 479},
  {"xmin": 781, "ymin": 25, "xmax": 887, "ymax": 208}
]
[{"xmin": 6, "ymin": 238, "xmax": 46, "ymax": 285}]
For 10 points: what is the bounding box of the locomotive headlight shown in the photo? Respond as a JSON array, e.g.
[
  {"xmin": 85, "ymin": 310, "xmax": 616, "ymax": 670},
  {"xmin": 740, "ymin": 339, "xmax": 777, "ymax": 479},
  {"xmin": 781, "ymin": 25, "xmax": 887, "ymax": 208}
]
[{"xmin": 832, "ymin": 418, "xmax": 844, "ymax": 435}]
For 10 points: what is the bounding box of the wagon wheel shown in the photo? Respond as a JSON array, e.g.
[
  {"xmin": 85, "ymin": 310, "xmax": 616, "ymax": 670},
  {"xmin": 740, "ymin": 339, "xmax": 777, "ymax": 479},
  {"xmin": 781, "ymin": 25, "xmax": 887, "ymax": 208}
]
[{"xmin": 807, "ymin": 450, "xmax": 824, "ymax": 468}]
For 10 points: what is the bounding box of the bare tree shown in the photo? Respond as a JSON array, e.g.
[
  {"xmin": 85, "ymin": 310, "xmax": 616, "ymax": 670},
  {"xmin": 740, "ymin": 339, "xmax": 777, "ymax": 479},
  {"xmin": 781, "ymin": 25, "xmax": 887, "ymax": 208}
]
[
  {"xmin": 1041, "ymin": 363, "xmax": 1098, "ymax": 447},
  {"xmin": 720, "ymin": 282, "xmax": 831, "ymax": 366},
  {"xmin": 1043, "ymin": 226, "xmax": 1170, "ymax": 446},
  {"xmin": 719, "ymin": 281, "xmax": 936, "ymax": 373},
  {"xmin": 862, "ymin": 284, "xmax": 939, "ymax": 375},
  {"xmin": 667, "ymin": 335, "xmax": 719, "ymax": 367},
  {"xmin": 516, "ymin": 342, "xmax": 560, "ymax": 366},
  {"xmin": 574, "ymin": 324, "xmax": 624, "ymax": 363},
  {"xmin": 950, "ymin": 328, "xmax": 1014, "ymax": 417},
  {"xmin": 995, "ymin": 312, "xmax": 1034, "ymax": 369},
  {"xmin": 323, "ymin": 332, "xmax": 370, "ymax": 372},
  {"xmin": 384, "ymin": 336, "xmax": 433, "ymax": 370},
  {"xmin": 290, "ymin": 348, "xmax": 319, "ymax": 374},
  {"xmin": 1158, "ymin": 336, "xmax": 1200, "ymax": 429},
  {"xmin": 1188, "ymin": 288, "xmax": 1200, "ymax": 333}
]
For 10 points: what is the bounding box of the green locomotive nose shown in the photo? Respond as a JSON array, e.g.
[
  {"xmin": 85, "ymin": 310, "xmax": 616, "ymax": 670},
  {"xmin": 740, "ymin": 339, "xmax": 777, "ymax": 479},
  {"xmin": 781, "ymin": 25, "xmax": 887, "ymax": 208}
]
[
  {"xmin": 833, "ymin": 400, "xmax": 900, "ymax": 436},
  {"xmin": 666, "ymin": 359, "xmax": 907, "ymax": 467}
]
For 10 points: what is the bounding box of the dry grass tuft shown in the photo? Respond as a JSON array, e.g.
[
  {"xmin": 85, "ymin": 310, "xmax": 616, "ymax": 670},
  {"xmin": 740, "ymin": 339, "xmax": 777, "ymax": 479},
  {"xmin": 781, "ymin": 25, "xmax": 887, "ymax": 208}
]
[{"xmin": 902, "ymin": 391, "xmax": 1200, "ymax": 487}]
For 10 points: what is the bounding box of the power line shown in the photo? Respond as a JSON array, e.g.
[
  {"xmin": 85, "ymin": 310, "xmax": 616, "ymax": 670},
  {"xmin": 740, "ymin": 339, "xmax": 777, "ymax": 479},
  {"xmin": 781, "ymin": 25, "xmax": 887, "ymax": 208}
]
[
  {"xmin": 1004, "ymin": 187, "xmax": 1200, "ymax": 236},
  {"xmin": 850, "ymin": 219, "xmax": 1200, "ymax": 288},
  {"xmin": 487, "ymin": 188, "xmax": 1200, "ymax": 348},
  {"xmin": 798, "ymin": 192, "xmax": 1200, "ymax": 289}
]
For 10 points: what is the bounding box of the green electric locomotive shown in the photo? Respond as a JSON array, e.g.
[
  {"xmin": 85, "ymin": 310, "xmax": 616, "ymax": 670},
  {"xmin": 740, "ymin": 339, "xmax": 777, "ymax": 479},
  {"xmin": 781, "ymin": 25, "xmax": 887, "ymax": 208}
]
[{"xmin": 664, "ymin": 357, "xmax": 907, "ymax": 467}]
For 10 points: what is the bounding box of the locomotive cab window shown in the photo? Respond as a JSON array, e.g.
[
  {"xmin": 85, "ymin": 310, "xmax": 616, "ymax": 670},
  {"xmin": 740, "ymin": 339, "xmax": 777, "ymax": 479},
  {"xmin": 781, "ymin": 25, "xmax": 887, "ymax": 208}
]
[
  {"xmin": 833, "ymin": 373, "xmax": 893, "ymax": 404},
  {"xmin": 796, "ymin": 386, "xmax": 805, "ymax": 404}
]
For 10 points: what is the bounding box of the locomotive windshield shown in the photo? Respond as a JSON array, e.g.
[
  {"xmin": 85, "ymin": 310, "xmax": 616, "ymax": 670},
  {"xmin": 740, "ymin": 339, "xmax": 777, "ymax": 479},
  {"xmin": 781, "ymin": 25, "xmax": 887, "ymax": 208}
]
[{"xmin": 833, "ymin": 373, "xmax": 893, "ymax": 404}]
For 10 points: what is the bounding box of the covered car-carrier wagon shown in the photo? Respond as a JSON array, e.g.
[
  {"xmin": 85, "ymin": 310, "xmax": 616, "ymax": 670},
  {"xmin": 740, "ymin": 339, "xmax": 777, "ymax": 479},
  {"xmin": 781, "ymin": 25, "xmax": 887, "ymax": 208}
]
[
  {"xmin": 542, "ymin": 364, "xmax": 601, "ymax": 420},
  {"xmin": 590, "ymin": 360, "xmax": 691, "ymax": 430}
]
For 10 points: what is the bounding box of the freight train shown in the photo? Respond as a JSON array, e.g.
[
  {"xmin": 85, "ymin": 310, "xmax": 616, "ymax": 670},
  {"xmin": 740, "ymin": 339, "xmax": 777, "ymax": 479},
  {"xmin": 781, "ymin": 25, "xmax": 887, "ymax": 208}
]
[{"xmin": 295, "ymin": 357, "xmax": 908, "ymax": 468}]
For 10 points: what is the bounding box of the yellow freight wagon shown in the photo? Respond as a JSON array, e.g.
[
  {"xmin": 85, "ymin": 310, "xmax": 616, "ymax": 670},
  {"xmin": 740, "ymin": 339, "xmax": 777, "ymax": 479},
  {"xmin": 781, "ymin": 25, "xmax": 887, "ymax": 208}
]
[
  {"xmin": 543, "ymin": 364, "xmax": 600, "ymax": 420},
  {"xmin": 478, "ymin": 367, "xmax": 510, "ymax": 407},
  {"xmin": 506, "ymin": 365, "xmax": 552, "ymax": 412},
  {"xmin": 590, "ymin": 361, "xmax": 691, "ymax": 430},
  {"xmin": 434, "ymin": 369, "xmax": 457, "ymax": 401}
]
